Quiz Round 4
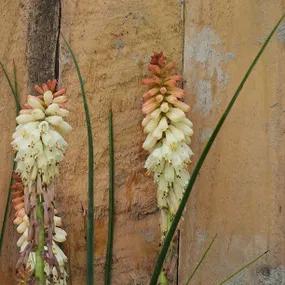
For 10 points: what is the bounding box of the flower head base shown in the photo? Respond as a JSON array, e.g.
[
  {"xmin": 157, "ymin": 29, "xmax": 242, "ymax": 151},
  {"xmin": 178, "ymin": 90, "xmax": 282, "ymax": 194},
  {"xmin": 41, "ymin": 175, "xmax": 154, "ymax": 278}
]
[
  {"xmin": 142, "ymin": 52, "xmax": 194, "ymax": 239},
  {"xmin": 11, "ymin": 173, "xmax": 68, "ymax": 284}
]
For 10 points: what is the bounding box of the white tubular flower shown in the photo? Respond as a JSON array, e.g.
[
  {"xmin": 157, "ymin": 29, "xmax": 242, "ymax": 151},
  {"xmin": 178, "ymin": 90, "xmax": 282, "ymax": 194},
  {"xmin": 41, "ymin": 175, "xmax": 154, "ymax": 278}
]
[
  {"xmin": 142, "ymin": 52, "xmax": 194, "ymax": 240},
  {"xmin": 11, "ymin": 81, "xmax": 71, "ymax": 186}
]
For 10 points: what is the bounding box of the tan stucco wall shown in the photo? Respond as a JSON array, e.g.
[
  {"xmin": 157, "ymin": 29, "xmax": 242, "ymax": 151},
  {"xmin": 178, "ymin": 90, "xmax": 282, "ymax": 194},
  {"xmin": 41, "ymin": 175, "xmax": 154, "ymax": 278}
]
[
  {"xmin": 0, "ymin": 1, "xmax": 28, "ymax": 283},
  {"xmin": 1, "ymin": 0, "xmax": 285, "ymax": 284},
  {"xmin": 59, "ymin": 1, "xmax": 183, "ymax": 284},
  {"xmin": 0, "ymin": 1, "xmax": 183, "ymax": 284},
  {"xmin": 180, "ymin": 1, "xmax": 285, "ymax": 284}
]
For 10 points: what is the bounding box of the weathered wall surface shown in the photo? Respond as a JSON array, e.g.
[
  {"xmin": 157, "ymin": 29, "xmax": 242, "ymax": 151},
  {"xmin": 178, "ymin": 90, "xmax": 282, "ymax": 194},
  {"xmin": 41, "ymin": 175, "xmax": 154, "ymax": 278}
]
[
  {"xmin": 59, "ymin": 1, "xmax": 183, "ymax": 284},
  {"xmin": 179, "ymin": 1, "xmax": 285, "ymax": 284},
  {"xmin": 0, "ymin": 1, "xmax": 61, "ymax": 284},
  {"xmin": 1, "ymin": 0, "xmax": 285, "ymax": 284},
  {"xmin": 0, "ymin": 0, "xmax": 183, "ymax": 284},
  {"xmin": 0, "ymin": 1, "xmax": 29, "ymax": 283}
]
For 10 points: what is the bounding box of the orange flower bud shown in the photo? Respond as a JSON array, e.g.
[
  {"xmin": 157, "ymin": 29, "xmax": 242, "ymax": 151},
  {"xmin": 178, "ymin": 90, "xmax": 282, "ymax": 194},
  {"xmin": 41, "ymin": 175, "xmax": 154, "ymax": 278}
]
[
  {"xmin": 160, "ymin": 87, "xmax": 167, "ymax": 94},
  {"xmin": 142, "ymin": 76, "xmax": 161, "ymax": 86},
  {"xmin": 155, "ymin": 94, "xmax": 163, "ymax": 103},
  {"xmin": 143, "ymin": 87, "xmax": 159, "ymax": 100}
]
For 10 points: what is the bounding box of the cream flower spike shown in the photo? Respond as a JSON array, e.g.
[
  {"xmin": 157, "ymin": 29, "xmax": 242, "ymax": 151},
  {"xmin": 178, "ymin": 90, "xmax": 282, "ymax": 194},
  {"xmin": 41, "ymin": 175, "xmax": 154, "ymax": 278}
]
[
  {"xmin": 12, "ymin": 80, "xmax": 71, "ymax": 186},
  {"xmin": 11, "ymin": 80, "xmax": 70, "ymax": 285},
  {"xmin": 142, "ymin": 52, "xmax": 194, "ymax": 240}
]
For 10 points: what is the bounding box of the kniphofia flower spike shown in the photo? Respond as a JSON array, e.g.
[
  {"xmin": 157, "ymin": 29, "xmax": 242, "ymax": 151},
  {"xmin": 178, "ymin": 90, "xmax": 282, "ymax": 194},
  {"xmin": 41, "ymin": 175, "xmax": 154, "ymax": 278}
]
[
  {"xmin": 142, "ymin": 52, "xmax": 194, "ymax": 240},
  {"xmin": 11, "ymin": 80, "xmax": 71, "ymax": 284}
]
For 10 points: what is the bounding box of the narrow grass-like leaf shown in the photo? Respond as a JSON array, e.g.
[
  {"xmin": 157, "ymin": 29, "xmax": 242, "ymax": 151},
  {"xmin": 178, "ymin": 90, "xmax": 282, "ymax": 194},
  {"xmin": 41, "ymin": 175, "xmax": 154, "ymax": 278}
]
[
  {"xmin": 104, "ymin": 110, "xmax": 115, "ymax": 285},
  {"xmin": 185, "ymin": 234, "xmax": 217, "ymax": 285},
  {"xmin": 13, "ymin": 60, "xmax": 20, "ymax": 104},
  {"xmin": 0, "ymin": 60, "xmax": 20, "ymax": 111},
  {"xmin": 149, "ymin": 14, "xmax": 285, "ymax": 285},
  {"xmin": 218, "ymin": 250, "xmax": 269, "ymax": 285},
  {"xmin": 62, "ymin": 35, "xmax": 95, "ymax": 285},
  {"xmin": 0, "ymin": 164, "xmax": 16, "ymax": 255},
  {"xmin": 0, "ymin": 62, "xmax": 20, "ymax": 253}
]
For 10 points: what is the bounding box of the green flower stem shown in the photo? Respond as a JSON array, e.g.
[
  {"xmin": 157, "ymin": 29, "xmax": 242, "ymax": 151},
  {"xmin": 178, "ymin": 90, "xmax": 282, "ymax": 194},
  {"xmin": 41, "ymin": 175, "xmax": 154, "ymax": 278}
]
[
  {"xmin": 35, "ymin": 196, "xmax": 45, "ymax": 285},
  {"xmin": 159, "ymin": 271, "xmax": 168, "ymax": 285},
  {"xmin": 158, "ymin": 211, "xmax": 172, "ymax": 285}
]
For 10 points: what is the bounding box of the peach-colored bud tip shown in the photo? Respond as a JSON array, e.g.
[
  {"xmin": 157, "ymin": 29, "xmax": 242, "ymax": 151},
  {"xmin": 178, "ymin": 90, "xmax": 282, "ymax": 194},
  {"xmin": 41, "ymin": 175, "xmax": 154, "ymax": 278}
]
[
  {"xmin": 155, "ymin": 95, "xmax": 163, "ymax": 103},
  {"xmin": 160, "ymin": 87, "xmax": 167, "ymax": 94}
]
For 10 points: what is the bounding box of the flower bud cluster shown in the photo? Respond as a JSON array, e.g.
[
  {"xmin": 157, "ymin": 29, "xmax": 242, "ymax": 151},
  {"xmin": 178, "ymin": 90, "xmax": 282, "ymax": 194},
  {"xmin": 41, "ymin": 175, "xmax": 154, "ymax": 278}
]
[
  {"xmin": 142, "ymin": 53, "xmax": 194, "ymax": 238},
  {"xmin": 12, "ymin": 80, "xmax": 71, "ymax": 186}
]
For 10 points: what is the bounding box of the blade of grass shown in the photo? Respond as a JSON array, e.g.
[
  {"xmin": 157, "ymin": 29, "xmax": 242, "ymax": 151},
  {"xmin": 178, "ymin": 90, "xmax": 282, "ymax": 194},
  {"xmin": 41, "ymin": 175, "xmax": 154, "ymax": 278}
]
[
  {"xmin": 218, "ymin": 250, "xmax": 269, "ymax": 285},
  {"xmin": 0, "ymin": 164, "xmax": 16, "ymax": 255},
  {"xmin": 185, "ymin": 234, "xmax": 217, "ymax": 285},
  {"xmin": 0, "ymin": 62, "xmax": 20, "ymax": 253},
  {"xmin": 13, "ymin": 60, "xmax": 19, "ymax": 103},
  {"xmin": 104, "ymin": 110, "xmax": 115, "ymax": 285},
  {"xmin": 149, "ymin": 14, "xmax": 285, "ymax": 285},
  {"xmin": 62, "ymin": 34, "xmax": 95, "ymax": 285},
  {"xmin": 0, "ymin": 60, "xmax": 20, "ymax": 111}
]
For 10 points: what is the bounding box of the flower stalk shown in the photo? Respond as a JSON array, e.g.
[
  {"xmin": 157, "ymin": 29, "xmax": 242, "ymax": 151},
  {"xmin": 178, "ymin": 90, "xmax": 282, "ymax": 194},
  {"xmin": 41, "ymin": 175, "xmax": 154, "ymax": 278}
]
[
  {"xmin": 141, "ymin": 52, "xmax": 193, "ymax": 281},
  {"xmin": 35, "ymin": 197, "xmax": 45, "ymax": 285},
  {"xmin": 159, "ymin": 271, "xmax": 168, "ymax": 285}
]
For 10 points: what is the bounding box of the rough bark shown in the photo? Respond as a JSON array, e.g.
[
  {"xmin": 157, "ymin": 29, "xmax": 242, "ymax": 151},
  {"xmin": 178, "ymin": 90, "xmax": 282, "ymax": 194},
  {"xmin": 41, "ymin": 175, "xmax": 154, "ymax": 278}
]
[{"xmin": 27, "ymin": 0, "xmax": 60, "ymax": 91}]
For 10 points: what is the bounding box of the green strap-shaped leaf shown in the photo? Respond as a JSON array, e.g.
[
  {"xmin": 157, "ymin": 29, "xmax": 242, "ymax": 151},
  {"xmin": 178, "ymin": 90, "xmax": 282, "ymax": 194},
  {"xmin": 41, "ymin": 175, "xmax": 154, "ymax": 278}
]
[
  {"xmin": 104, "ymin": 110, "xmax": 115, "ymax": 285},
  {"xmin": 149, "ymin": 14, "xmax": 285, "ymax": 285},
  {"xmin": 62, "ymin": 35, "xmax": 95, "ymax": 285}
]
